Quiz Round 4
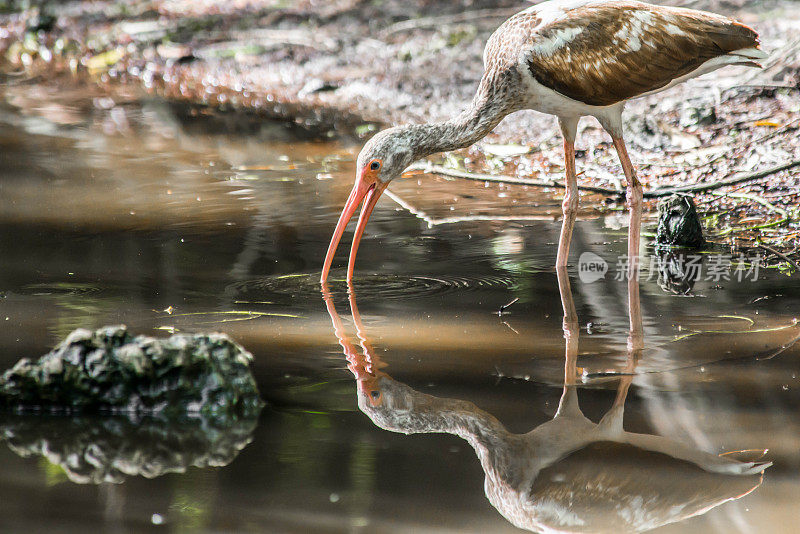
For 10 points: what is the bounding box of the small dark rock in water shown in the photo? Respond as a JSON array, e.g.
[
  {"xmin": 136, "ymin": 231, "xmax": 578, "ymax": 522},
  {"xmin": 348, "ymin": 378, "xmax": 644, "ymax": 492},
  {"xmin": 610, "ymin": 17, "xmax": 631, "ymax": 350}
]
[
  {"xmin": 656, "ymin": 194, "xmax": 706, "ymax": 248},
  {"xmin": 0, "ymin": 326, "xmax": 264, "ymax": 420},
  {"xmin": 0, "ymin": 413, "xmax": 258, "ymax": 484}
]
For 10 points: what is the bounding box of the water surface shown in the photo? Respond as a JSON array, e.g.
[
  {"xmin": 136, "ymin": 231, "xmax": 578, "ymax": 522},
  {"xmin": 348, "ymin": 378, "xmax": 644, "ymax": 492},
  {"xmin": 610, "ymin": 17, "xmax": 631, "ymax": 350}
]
[{"xmin": 0, "ymin": 74, "xmax": 798, "ymax": 533}]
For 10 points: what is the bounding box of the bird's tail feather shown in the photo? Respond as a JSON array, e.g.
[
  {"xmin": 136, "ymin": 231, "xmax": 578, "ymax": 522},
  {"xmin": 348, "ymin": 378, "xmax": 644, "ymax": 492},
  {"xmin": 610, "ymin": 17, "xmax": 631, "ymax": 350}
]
[{"xmin": 731, "ymin": 47, "xmax": 769, "ymax": 60}]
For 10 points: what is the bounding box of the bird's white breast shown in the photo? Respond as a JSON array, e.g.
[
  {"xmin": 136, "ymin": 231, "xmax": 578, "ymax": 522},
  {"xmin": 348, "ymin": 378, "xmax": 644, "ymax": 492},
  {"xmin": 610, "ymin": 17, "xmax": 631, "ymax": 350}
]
[{"xmin": 515, "ymin": 60, "xmax": 624, "ymax": 129}]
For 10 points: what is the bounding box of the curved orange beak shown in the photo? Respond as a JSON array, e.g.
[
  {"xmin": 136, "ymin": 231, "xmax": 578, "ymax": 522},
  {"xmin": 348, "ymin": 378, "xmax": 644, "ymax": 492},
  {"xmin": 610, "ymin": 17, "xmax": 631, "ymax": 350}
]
[{"xmin": 320, "ymin": 167, "xmax": 388, "ymax": 284}]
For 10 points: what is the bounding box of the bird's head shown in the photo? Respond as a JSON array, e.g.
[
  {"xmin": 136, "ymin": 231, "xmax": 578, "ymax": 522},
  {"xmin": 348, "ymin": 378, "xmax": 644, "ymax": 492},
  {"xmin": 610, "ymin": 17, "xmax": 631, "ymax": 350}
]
[{"xmin": 320, "ymin": 126, "xmax": 418, "ymax": 283}]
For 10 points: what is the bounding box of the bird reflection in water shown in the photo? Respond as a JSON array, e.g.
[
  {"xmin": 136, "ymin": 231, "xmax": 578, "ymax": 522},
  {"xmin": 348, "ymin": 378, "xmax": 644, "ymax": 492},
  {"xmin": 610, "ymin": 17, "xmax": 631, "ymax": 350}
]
[{"xmin": 321, "ymin": 271, "xmax": 771, "ymax": 533}]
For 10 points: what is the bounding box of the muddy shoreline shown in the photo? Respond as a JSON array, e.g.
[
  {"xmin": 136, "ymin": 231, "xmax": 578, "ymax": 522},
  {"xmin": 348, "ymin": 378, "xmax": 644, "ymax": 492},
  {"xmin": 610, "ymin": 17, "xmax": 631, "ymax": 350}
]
[
  {"xmin": 2, "ymin": 2, "xmax": 797, "ymax": 130},
  {"xmin": 2, "ymin": 0, "xmax": 799, "ymax": 261}
]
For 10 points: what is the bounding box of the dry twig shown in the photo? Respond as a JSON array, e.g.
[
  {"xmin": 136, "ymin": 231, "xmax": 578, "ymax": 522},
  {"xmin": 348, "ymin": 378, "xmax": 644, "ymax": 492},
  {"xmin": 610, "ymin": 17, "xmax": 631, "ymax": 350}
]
[
  {"xmin": 406, "ymin": 163, "xmax": 623, "ymax": 195},
  {"xmin": 649, "ymin": 159, "xmax": 800, "ymax": 197},
  {"xmin": 711, "ymin": 191, "xmax": 790, "ymax": 234},
  {"xmin": 409, "ymin": 159, "xmax": 800, "ymax": 199},
  {"xmin": 757, "ymin": 243, "xmax": 800, "ymax": 272}
]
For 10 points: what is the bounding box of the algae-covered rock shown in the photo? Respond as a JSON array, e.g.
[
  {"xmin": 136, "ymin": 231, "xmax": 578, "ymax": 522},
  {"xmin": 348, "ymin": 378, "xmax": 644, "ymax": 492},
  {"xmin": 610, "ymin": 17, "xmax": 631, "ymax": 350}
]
[
  {"xmin": 0, "ymin": 326, "xmax": 264, "ymax": 420},
  {"xmin": 0, "ymin": 413, "xmax": 258, "ymax": 484},
  {"xmin": 656, "ymin": 194, "xmax": 706, "ymax": 248}
]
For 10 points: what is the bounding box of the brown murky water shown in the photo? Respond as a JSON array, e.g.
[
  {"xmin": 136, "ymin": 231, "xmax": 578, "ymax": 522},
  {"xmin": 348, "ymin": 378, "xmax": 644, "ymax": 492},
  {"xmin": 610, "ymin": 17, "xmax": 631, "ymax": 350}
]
[{"xmin": 0, "ymin": 74, "xmax": 798, "ymax": 533}]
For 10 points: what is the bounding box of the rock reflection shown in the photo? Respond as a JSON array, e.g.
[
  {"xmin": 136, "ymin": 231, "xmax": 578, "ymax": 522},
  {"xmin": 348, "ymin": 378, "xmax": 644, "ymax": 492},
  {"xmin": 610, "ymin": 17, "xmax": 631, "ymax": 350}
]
[
  {"xmin": 322, "ymin": 274, "xmax": 771, "ymax": 533},
  {"xmin": 0, "ymin": 414, "xmax": 258, "ymax": 484},
  {"xmin": 655, "ymin": 250, "xmax": 699, "ymax": 295}
]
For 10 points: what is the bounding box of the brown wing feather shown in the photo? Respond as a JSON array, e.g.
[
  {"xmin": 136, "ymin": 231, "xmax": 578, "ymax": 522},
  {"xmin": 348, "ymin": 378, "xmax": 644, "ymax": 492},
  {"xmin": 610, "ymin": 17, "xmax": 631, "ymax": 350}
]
[{"xmin": 526, "ymin": 2, "xmax": 760, "ymax": 106}]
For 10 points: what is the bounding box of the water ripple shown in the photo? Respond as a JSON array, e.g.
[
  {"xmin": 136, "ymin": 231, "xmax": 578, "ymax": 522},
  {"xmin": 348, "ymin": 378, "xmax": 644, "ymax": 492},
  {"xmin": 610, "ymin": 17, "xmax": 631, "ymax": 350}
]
[{"xmin": 232, "ymin": 272, "xmax": 517, "ymax": 301}]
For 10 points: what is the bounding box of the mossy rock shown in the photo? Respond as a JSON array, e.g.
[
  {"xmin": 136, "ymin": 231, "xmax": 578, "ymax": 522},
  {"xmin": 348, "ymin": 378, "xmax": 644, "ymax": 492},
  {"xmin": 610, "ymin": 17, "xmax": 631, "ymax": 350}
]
[
  {"xmin": 0, "ymin": 326, "xmax": 264, "ymax": 421},
  {"xmin": 656, "ymin": 194, "xmax": 706, "ymax": 248}
]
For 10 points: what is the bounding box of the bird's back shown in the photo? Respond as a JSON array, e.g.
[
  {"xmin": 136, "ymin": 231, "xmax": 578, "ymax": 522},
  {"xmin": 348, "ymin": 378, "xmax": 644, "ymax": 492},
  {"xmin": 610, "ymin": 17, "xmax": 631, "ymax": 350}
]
[{"xmin": 484, "ymin": 0, "xmax": 764, "ymax": 107}]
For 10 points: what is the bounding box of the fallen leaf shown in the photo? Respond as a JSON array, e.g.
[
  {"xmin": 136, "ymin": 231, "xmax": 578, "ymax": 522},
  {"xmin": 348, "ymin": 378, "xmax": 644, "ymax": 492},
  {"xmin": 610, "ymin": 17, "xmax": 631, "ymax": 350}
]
[{"xmin": 85, "ymin": 49, "xmax": 123, "ymax": 72}]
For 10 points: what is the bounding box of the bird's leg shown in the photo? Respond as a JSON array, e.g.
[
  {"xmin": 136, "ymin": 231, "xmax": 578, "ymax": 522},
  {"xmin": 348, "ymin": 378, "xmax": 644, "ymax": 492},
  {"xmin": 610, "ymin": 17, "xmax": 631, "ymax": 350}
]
[
  {"xmin": 609, "ymin": 136, "xmax": 643, "ymax": 408},
  {"xmin": 556, "ymin": 118, "xmax": 579, "ymax": 268},
  {"xmin": 611, "ymin": 137, "xmax": 643, "ymax": 284}
]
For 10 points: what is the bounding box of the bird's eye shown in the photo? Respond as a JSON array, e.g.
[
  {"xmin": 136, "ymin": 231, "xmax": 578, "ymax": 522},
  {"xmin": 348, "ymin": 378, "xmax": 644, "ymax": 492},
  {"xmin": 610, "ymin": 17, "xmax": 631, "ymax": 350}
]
[{"xmin": 369, "ymin": 160, "xmax": 381, "ymax": 171}]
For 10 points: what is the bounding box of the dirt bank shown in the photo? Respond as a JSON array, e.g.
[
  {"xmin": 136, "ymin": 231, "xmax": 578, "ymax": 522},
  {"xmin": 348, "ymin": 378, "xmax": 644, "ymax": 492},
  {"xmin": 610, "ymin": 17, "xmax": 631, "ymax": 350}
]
[{"xmin": 2, "ymin": 0, "xmax": 799, "ymax": 262}]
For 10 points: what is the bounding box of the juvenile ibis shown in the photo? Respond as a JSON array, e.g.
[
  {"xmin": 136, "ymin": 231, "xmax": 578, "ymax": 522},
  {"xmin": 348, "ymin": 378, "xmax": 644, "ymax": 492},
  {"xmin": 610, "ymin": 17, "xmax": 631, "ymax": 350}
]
[{"xmin": 320, "ymin": 0, "xmax": 766, "ymax": 283}]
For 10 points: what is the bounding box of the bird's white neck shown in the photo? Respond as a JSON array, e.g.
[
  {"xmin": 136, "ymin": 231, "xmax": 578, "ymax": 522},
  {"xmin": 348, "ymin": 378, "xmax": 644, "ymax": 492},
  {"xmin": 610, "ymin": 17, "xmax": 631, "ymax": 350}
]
[{"xmin": 409, "ymin": 74, "xmax": 516, "ymax": 160}]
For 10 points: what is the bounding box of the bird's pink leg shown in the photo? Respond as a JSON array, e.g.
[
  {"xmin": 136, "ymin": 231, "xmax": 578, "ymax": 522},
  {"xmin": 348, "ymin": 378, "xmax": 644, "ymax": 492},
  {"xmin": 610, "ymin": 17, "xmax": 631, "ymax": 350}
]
[
  {"xmin": 556, "ymin": 138, "xmax": 578, "ymax": 268},
  {"xmin": 611, "ymin": 137, "xmax": 642, "ymax": 278},
  {"xmin": 611, "ymin": 137, "xmax": 644, "ymax": 354}
]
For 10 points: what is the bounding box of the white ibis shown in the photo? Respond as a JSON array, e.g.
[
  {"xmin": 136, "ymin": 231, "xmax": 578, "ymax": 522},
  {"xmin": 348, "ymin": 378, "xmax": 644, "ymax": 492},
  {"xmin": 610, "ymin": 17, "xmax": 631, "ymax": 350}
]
[{"xmin": 320, "ymin": 0, "xmax": 766, "ymax": 283}]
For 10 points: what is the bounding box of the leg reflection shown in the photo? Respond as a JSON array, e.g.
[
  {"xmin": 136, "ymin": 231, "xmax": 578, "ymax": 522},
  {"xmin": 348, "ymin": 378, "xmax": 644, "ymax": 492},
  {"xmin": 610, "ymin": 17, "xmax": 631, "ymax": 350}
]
[
  {"xmin": 557, "ymin": 266, "xmax": 579, "ymax": 384},
  {"xmin": 614, "ymin": 274, "xmax": 644, "ymax": 410},
  {"xmin": 555, "ymin": 266, "xmax": 583, "ymax": 419}
]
